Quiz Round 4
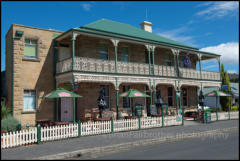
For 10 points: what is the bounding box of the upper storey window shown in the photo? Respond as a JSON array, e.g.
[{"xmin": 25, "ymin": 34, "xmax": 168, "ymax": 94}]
[
  {"xmin": 98, "ymin": 44, "xmax": 108, "ymax": 60},
  {"xmin": 165, "ymin": 54, "xmax": 172, "ymax": 66},
  {"xmin": 24, "ymin": 39, "xmax": 37, "ymax": 58},
  {"xmin": 121, "ymin": 47, "xmax": 129, "ymax": 62}
]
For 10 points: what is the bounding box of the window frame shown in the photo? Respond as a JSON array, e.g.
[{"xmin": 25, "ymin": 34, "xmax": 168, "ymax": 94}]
[
  {"xmin": 24, "ymin": 39, "xmax": 38, "ymax": 59},
  {"xmin": 180, "ymin": 55, "xmax": 185, "ymax": 68},
  {"xmin": 23, "ymin": 89, "xmax": 37, "ymax": 111},
  {"xmin": 121, "ymin": 47, "xmax": 129, "ymax": 62},
  {"xmin": 98, "ymin": 44, "xmax": 109, "ymax": 60},
  {"xmin": 165, "ymin": 53, "xmax": 172, "ymax": 66}
]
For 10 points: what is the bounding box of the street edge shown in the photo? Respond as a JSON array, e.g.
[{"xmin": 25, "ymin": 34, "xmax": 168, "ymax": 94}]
[{"xmin": 32, "ymin": 127, "xmax": 238, "ymax": 160}]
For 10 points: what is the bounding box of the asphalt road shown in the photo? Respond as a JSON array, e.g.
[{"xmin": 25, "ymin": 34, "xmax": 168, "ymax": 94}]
[{"xmin": 76, "ymin": 130, "xmax": 239, "ymax": 160}]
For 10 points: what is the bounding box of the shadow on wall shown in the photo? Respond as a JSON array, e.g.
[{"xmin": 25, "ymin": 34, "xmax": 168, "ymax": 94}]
[{"xmin": 35, "ymin": 41, "xmax": 55, "ymax": 121}]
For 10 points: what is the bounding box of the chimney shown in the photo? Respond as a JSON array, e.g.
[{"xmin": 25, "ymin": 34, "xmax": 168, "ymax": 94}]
[{"xmin": 140, "ymin": 21, "xmax": 152, "ymax": 33}]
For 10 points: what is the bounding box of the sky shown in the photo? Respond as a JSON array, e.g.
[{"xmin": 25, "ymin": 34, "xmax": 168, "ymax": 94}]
[{"xmin": 1, "ymin": 1, "xmax": 239, "ymax": 73}]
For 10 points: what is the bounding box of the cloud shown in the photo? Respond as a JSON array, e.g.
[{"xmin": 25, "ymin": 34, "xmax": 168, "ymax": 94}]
[
  {"xmin": 196, "ymin": 1, "xmax": 239, "ymax": 19},
  {"xmin": 112, "ymin": 1, "xmax": 129, "ymax": 9},
  {"xmin": 80, "ymin": 3, "xmax": 93, "ymax": 11},
  {"xmin": 227, "ymin": 70, "xmax": 237, "ymax": 74},
  {"xmin": 202, "ymin": 64, "xmax": 219, "ymax": 70},
  {"xmin": 154, "ymin": 27, "xmax": 198, "ymax": 47},
  {"xmin": 200, "ymin": 42, "xmax": 239, "ymax": 64}
]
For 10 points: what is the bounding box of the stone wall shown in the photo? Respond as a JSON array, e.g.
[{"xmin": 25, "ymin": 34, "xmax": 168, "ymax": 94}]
[
  {"xmin": 5, "ymin": 26, "xmax": 13, "ymax": 110},
  {"xmin": 6, "ymin": 24, "xmax": 62, "ymax": 126}
]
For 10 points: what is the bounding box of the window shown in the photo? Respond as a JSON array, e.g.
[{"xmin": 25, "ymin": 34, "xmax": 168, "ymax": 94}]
[
  {"xmin": 165, "ymin": 54, "xmax": 172, "ymax": 66},
  {"xmin": 100, "ymin": 85, "xmax": 109, "ymax": 109},
  {"xmin": 121, "ymin": 47, "xmax": 129, "ymax": 62},
  {"xmin": 123, "ymin": 85, "xmax": 130, "ymax": 108},
  {"xmin": 23, "ymin": 90, "xmax": 36, "ymax": 111},
  {"xmin": 182, "ymin": 88, "xmax": 187, "ymax": 107},
  {"xmin": 98, "ymin": 44, "xmax": 108, "ymax": 60},
  {"xmin": 180, "ymin": 56, "xmax": 184, "ymax": 68},
  {"xmin": 168, "ymin": 87, "xmax": 173, "ymax": 106},
  {"xmin": 24, "ymin": 39, "xmax": 37, "ymax": 58}
]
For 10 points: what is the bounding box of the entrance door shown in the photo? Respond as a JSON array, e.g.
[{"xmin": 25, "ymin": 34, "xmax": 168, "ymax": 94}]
[{"xmin": 61, "ymin": 98, "xmax": 73, "ymax": 122}]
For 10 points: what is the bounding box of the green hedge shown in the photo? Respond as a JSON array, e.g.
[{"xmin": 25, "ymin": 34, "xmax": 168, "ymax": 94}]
[
  {"xmin": 1, "ymin": 116, "xmax": 21, "ymax": 132},
  {"xmin": 207, "ymin": 108, "xmax": 223, "ymax": 113},
  {"xmin": 231, "ymin": 105, "xmax": 239, "ymax": 111}
]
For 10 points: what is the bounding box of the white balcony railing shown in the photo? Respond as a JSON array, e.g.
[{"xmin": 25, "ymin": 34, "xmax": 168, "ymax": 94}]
[
  {"xmin": 56, "ymin": 57, "xmax": 220, "ymax": 80},
  {"xmin": 179, "ymin": 67, "xmax": 220, "ymax": 80}
]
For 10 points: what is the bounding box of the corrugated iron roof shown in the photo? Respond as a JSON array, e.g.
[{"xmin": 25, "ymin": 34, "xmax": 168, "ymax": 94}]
[{"xmin": 76, "ymin": 19, "xmax": 198, "ymax": 50}]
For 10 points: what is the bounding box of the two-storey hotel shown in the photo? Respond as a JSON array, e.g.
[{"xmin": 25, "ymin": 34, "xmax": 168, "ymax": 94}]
[{"xmin": 5, "ymin": 19, "xmax": 221, "ymax": 126}]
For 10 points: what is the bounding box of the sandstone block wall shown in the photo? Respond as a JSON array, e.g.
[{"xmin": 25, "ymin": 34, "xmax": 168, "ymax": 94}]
[{"xmin": 5, "ymin": 24, "xmax": 63, "ymax": 127}]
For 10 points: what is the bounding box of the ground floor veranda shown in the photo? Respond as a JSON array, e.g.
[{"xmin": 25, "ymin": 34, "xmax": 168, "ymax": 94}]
[{"xmin": 55, "ymin": 73, "xmax": 222, "ymax": 122}]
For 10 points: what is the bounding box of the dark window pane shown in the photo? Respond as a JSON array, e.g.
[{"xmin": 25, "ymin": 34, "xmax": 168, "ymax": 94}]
[{"xmin": 123, "ymin": 85, "xmax": 130, "ymax": 108}]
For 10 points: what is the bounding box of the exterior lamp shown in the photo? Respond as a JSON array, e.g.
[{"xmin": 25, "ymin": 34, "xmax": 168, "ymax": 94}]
[{"xmin": 15, "ymin": 30, "xmax": 24, "ymax": 38}]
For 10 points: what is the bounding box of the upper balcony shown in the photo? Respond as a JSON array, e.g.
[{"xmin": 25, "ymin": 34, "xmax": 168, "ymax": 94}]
[
  {"xmin": 56, "ymin": 56, "xmax": 220, "ymax": 81},
  {"xmin": 55, "ymin": 31, "xmax": 221, "ymax": 81}
]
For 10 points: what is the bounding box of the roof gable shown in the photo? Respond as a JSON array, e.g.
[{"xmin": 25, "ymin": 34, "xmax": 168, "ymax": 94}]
[{"xmin": 80, "ymin": 19, "xmax": 198, "ymax": 50}]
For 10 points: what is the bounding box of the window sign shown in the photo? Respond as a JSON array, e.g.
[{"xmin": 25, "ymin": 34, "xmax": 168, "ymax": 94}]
[{"xmin": 221, "ymin": 85, "xmax": 228, "ymax": 91}]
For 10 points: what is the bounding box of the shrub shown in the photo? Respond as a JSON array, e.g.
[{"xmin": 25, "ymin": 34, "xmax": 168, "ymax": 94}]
[
  {"xmin": 1, "ymin": 102, "xmax": 11, "ymax": 120},
  {"xmin": 1, "ymin": 116, "xmax": 21, "ymax": 132},
  {"xmin": 208, "ymin": 108, "xmax": 223, "ymax": 113},
  {"xmin": 231, "ymin": 105, "xmax": 239, "ymax": 111},
  {"xmin": 220, "ymin": 65, "xmax": 232, "ymax": 111}
]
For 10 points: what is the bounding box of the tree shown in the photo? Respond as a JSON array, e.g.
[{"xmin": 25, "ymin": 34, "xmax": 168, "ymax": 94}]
[
  {"xmin": 1, "ymin": 101, "xmax": 10, "ymax": 120},
  {"xmin": 220, "ymin": 64, "xmax": 232, "ymax": 111}
]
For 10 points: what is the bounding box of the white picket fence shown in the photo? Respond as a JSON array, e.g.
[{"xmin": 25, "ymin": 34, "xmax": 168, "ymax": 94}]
[
  {"xmin": 81, "ymin": 121, "xmax": 111, "ymax": 136},
  {"xmin": 114, "ymin": 118, "xmax": 139, "ymax": 132},
  {"xmin": 1, "ymin": 127, "xmax": 37, "ymax": 149},
  {"xmin": 2, "ymin": 112, "xmax": 238, "ymax": 149},
  {"xmin": 211, "ymin": 113, "xmax": 217, "ymax": 121},
  {"xmin": 230, "ymin": 111, "xmax": 239, "ymax": 119},
  {"xmin": 218, "ymin": 112, "xmax": 230, "ymax": 121},
  {"xmin": 164, "ymin": 116, "xmax": 182, "ymax": 126},
  {"xmin": 210, "ymin": 111, "xmax": 238, "ymax": 122},
  {"xmin": 41, "ymin": 124, "xmax": 78, "ymax": 142},
  {"xmin": 141, "ymin": 117, "xmax": 162, "ymax": 129}
]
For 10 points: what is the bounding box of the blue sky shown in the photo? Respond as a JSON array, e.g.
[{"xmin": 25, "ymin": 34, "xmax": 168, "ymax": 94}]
[{"xmin": 1, "ymin": 1, "xmax": 239, "ymax": 73}]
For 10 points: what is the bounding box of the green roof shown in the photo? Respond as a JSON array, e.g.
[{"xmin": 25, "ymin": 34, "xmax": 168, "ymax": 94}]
[{"xmin": 76, "ymin": 19, "xmax": 198, "ymax": 50}]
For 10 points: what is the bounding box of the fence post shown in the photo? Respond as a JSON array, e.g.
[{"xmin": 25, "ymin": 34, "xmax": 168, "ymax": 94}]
[
  {"xmin": 111, "ymin": 117, "xmax": 114, "ymax": 134},
  {"xmin": 203, "ymin": 110, "xmax": 205, "ymax": 123},
  {"xmin": 161, "ymin": 107, "xmax": 164, "ymax": 127},
  {"xmin": 228, "ymin": 107, "xmax": 231, "ymax": 120},
  {"xmin": 138, "ymin": 116, "xmax": 141, "ymax": 130},
  {"xmin": 78, "ymin": 120, "xmax": 81, "ymax": 138},
  {"xmin": 37, "ymin": 124, "xmax": 41, "ymax": 144},
  {"xmin": 216, "ymin": 109, "xmax": 218, "ymax": 121}
]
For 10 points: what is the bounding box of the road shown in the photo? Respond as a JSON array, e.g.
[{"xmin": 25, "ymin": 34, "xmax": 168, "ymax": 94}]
[{"xmin": 75, "ymin": 130, "xmax": 239, "ymax": 160}]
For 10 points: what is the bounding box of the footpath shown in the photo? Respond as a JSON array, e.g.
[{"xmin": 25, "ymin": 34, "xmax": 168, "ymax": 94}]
[{"xmin": 1, "ymin": 120, "xmax": 239, "ymax": 160}]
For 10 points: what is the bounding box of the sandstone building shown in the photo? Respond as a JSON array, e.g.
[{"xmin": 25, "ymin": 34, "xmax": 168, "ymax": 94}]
[{"xmin": 5, "ymin": 19, "xmax": 221, "ymax": 126}]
